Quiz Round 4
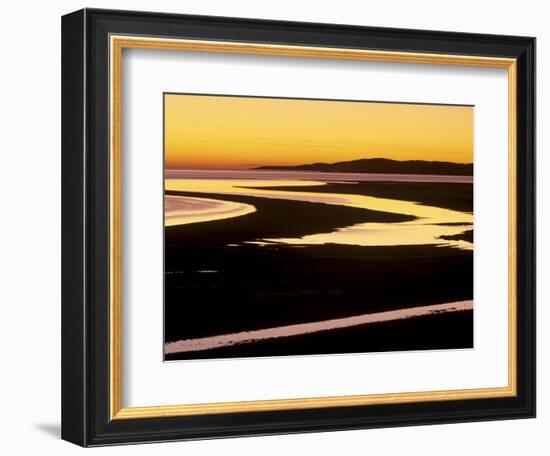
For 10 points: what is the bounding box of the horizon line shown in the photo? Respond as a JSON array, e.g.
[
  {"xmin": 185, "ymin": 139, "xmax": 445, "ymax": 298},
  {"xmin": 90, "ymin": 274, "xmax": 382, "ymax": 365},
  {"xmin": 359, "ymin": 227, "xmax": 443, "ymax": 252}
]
[{"xmin": 165, "ymin": 157, "xmax": 474, "ymax": 171}]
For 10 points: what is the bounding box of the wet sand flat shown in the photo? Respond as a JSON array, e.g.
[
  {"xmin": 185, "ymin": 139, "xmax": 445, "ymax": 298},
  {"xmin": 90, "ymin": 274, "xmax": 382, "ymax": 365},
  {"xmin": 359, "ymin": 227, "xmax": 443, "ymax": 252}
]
[{"xmin": 164, "ymin": 177, "xmax": 473, "ymax": 360}]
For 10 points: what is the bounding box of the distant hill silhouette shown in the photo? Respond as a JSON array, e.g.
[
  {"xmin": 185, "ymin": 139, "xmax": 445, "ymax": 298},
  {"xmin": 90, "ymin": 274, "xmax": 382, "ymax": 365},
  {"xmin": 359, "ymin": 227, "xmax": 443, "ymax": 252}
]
[{"xmin": 255, "ymin": 158, "xmax": 473, "ymax": 176}]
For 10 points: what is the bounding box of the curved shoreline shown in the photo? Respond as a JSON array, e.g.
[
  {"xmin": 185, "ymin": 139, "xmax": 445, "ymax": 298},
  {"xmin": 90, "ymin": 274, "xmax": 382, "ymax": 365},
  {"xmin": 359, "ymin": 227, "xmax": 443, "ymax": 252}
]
[
  {"xmin": 165, "ymin": 195, "xmax": 256, "ymax": 226},
  {"xmin": 165, "ymin": 178, "xmax": 473, "ymax": 249}
]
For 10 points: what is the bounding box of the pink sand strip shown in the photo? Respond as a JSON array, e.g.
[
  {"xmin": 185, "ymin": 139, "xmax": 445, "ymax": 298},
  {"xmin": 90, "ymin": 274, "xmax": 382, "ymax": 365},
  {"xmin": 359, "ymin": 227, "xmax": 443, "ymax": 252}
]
[{"xmin": 165, "ymin": 300, "xmax": 473, "ymax": 355}]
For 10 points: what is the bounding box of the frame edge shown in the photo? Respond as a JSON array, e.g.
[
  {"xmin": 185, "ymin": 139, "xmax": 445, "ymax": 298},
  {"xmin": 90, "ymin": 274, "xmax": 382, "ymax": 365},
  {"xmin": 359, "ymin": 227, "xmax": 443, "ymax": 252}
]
[{"xmin": 61, "ymin": 8, "xmax": 88, "ymax": 448}]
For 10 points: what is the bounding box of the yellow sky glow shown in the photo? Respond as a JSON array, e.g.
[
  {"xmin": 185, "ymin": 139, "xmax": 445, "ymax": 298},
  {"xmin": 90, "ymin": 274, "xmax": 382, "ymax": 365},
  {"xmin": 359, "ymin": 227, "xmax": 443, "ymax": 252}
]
[{"xmin": 165, "ymin": 94, "xmax": 473, "ymax": 169}]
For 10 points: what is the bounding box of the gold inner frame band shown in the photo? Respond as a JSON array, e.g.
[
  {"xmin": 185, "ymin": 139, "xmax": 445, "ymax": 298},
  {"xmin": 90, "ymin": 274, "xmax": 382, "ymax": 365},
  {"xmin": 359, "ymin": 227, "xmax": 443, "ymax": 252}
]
[{"xmin": 109, "ymin": 35, "xmax": 517, "ymax": 420}]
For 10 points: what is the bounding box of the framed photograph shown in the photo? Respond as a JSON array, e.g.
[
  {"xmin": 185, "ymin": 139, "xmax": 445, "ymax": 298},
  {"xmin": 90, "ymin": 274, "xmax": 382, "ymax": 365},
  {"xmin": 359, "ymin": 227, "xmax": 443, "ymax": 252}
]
[{"xmin": 61, "ymin": 8, "xmax": 535, "ymax": 446}]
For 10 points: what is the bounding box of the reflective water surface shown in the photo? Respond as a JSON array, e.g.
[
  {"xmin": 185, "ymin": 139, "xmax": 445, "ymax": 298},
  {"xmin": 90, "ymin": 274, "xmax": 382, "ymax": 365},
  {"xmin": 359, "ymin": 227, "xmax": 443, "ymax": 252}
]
[{"xmin": 165, "ymin": 170, "xmax": 473, "ymax": 250}]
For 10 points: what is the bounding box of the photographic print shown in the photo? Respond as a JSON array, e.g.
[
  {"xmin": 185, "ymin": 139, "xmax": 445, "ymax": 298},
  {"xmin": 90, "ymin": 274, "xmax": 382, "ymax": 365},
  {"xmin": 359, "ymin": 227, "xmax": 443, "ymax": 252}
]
[{"xmin": 163, "ymin": 93, "xmax": 474, "ymax": 361}]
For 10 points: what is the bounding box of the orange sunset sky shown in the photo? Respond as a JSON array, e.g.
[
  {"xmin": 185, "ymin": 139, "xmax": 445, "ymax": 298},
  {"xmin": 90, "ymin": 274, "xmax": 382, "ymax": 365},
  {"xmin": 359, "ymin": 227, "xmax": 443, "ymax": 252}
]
[{"xmin": 165, "ymin": 94, "xmax": 473, "ymax": 169}]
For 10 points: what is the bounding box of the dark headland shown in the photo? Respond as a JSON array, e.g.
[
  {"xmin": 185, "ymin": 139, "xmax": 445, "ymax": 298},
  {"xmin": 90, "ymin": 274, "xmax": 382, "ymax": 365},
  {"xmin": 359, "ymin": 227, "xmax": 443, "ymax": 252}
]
[{"xmin": 255, "ymin": 157, "xmax": 473, "ymax": 176}]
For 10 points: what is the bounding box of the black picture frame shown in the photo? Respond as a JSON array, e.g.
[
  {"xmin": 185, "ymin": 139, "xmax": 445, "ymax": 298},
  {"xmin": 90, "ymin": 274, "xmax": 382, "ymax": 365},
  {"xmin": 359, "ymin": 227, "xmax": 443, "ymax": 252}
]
[{"xmin": 62, "ymin": 8, "xmax": 535, "ymax": 447}]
